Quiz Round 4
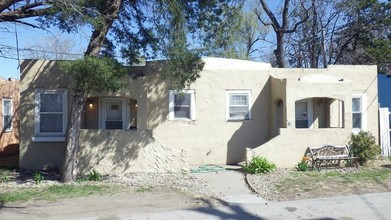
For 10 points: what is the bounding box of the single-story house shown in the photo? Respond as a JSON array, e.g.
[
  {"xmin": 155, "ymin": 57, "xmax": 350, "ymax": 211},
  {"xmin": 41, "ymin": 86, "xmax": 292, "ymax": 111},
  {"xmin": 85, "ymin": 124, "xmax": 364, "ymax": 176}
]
[
  {"xmin": 19, "ymin": 58, "xmax": 378, "ymax": 174},
  {"xmin": 0, "ymin": 77, "xmax": 19, "ymax": 167}
]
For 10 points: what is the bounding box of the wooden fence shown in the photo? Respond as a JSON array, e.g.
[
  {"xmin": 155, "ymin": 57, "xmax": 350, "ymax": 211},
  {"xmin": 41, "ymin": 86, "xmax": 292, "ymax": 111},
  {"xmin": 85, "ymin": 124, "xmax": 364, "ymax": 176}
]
[{"xmin": 379, "ymin": 107, "xmax": 391, "ymax": 156}]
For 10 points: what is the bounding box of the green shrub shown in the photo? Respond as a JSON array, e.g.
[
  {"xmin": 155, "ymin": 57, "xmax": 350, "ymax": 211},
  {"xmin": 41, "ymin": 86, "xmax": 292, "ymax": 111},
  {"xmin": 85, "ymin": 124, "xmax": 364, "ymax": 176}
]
[
  {"xmin": 350, "ymin": 131, "xmax": 381, "ymax": 165},
  {"xmin": 88, "ymin": 169, "xmax": 102, "ymax": 181},
  {"xmin": 244, "ymin": 156, "xmax": 276, "ymax": 174},
  {"xmin": 33, "ymin": 172, "xmax": 43, "ymax": 185}
]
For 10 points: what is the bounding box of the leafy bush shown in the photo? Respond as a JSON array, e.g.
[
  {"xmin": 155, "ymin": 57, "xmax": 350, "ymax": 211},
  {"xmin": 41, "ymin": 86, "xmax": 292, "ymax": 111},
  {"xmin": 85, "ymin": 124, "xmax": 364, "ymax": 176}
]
[
  {"xmin": 350, "ymin": 131, "xmax": 381, "ymax": 165},
  {"xmin": 33, "ymin": 172, "xmax": 43, "ymax": 185},
  {"xmin": 88, "ymin": 169, "xmax": 102, "ymax": 181},
  {"xmin": 244, "ymin": 156, "xmax": 276, "ymax": 174}
]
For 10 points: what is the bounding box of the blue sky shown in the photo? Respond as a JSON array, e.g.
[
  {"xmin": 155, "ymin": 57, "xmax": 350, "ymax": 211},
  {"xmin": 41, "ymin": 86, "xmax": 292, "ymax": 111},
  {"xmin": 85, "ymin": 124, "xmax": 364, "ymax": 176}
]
[
  {"xmin": 0, "ymin": 21, "xmax": 88, "ymax": 79},
  {"xmin": 0, "ymin": 0, "xmax": 282, "ymax": 80}
]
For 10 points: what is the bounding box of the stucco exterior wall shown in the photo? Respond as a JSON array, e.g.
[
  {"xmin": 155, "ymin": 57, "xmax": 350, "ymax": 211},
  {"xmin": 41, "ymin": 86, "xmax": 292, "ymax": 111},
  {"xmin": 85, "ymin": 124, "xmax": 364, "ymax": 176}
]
[
  {"xmin": 19, "ymin": 58, "xmax": 379, "ymax": 171},
  {"xmin": 19, "ymin": 60, "xmax": 71, "ymax": 170},
  {"xmin": 247, "ymin": 128, "xmax": 352, "ymax": 167},
  {"xmin": 148, "ymin": 58, "xmax": 273, "ymax": 165},
  {"xmin": 19, "ymin": 60, "xmax": 188, "ymax": 173},
  {"xmin": 0, "ymin": 77, "xmax": 19, "ymax": 160},
  {"xmin": 248, "ymin": 65, "xmax": 378, "ymax": 168},
  {"xmin": 78, "ymin": 130, "xmax": 188, "ymax": 174}
]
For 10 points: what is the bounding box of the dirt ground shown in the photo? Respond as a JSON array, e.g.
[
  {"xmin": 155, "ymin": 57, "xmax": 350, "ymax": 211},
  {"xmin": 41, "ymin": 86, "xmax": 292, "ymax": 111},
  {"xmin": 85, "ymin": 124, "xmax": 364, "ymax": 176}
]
[
  {"xmin": 0, "ymin": 187, "xmax": 221, "ymax": 219},
  {"xmin": 247, "ymin": 159, "xmax": 391, "ymax": 201},
  {"xmin": 2, "ymin": 159, "xmax": 391, "ymax": 219}
]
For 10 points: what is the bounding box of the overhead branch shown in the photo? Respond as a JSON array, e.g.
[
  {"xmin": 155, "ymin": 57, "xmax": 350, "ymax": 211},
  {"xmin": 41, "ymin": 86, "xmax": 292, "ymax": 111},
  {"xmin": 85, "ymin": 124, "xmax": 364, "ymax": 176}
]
[
  {"xmin": 0, "ymin": 7, "xmax": 52, "ymax": 21},
  {"xmin": 285, "ymin": 0, "xmax": 311, "ymax": 34},
  {"xmin": 259, "ymin": 0, "xmax": 280, "ymax": 31}
]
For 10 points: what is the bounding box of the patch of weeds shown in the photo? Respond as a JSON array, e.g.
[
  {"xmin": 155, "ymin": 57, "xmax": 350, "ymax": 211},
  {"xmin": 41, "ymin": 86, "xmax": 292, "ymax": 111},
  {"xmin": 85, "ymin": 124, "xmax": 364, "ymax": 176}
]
[
  {"xmin": 0, "ymin": 170, "xmax": 11, "ymax": 183},
  {"xmin": 88, "ymin": 169, "xmax": 102, "ymax": 181},
  {"xmin": 244, "ymin": 156, "xmax": 276, "ymax": 174},
  {"xmin": 0, "ymin": 184, "xmax": 124, "ymax": 203},
  {"xmin": 33, "ymin": 172, "xmax": 43, "ymax": 185},
  {"xmin": 296, "ymin": 156, "xmax": 311, "ymax": 172},
  {"xmin": 135, "ymin": 186, "xmax": 153, "ymax": 193}
]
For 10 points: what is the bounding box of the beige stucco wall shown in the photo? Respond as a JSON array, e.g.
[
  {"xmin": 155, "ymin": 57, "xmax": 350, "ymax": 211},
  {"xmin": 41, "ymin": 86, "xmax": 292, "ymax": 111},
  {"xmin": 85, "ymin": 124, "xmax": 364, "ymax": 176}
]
[
  {"xmin": 19, "ymin": 60, "xmax": 71, "ymax": 170},
  {"xmin": 78, "ymin": 130, "xmax": 188, "ymax": 174},
  {"xmin": 248, "ymin": 65, "xmax": 378, "ymax": 168},
  {"xmin": 19, "ymin": 60, "xmax": 188, "ymax": 173},
  {"xmin": 19, "ymin": 58, "xmax": 379, "ymax": 171},
  {"xmin": 148, "ymin": 58, "xmax": 273, "ymax": 165}
]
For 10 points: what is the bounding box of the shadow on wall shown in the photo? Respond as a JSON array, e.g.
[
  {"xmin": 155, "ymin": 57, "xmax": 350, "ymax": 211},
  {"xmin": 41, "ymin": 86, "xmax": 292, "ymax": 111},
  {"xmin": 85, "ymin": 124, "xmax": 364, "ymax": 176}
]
[
  {"xmin": 226, "ymin": 78, "xmax": 272, "ymax": 165},
  {"xmin": 77, "ymin": 130, "xmax": 154, "ymax": 174},
  {"xmin": 144, "ymin": 62, "xmax": 170, "ymax": 131},
  {"xmin": 77, "ymin": 63, "xmax": 187, "ymax": 174},
  {"xmin": 19, "ymin": 60, "xmax": 71, "ymax": 170}
]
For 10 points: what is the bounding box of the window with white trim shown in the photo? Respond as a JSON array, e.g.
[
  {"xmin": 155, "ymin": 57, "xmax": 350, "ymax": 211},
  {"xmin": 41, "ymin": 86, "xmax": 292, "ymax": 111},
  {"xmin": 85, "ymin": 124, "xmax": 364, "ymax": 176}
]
[
  {"xmin": 2, "ymin": 98, "xmax": 12, "ymax": 132},
  {"xmin": 226, "ymin": 90, "xmax": 251, "ymax": 121},
  {"xmin": 352, "ymin": 94, "xmax": 367, "ymax": 133},
  {"xmin": 34, "ymin": 89, "xmax": 68, "ymax": 138},
  {"xmin": 169, "ymin": 90, "xmax": 196, "ymax": 120},
  {"xmin": 352, "ymin": 97, "xmax": 362, "ymax": 129}
]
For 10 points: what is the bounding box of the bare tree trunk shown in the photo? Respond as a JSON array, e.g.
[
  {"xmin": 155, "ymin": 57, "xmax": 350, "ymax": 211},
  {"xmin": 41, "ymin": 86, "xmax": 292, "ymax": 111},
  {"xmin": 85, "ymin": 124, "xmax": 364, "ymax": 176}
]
[
  {"xmin": 310, "ymin": 0, "xmax": 317, "ymax": 68},
  {"xmin": 61, "ymin": 92, "xmax": 85, "ymax": 182},
  {"xmin": 60, "ymin": 0, "xmax": 122, "ymax": 183},
  {"xmin": 275, "ymin": 32, "xmax": 285, "ymax": 68},
  {"xmin": 258, "ymin": 0, "xmax": 310, "ymax": 68}
]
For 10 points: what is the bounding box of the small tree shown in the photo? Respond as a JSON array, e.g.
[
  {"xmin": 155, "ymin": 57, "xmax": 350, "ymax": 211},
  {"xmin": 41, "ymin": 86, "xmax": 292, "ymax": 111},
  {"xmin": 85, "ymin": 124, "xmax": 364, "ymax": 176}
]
[{"xmin": 350, "ymin": 131, "xmax": 381, "ymax": 165}]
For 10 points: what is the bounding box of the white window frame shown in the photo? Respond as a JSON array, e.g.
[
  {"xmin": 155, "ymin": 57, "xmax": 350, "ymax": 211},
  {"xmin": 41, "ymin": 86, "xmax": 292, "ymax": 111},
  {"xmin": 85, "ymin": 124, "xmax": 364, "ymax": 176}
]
[
  {"xmin": 2, "ymin": 98, "xmax": 13, "ymax": 132},
  {"xmin": 101, "ymin": 98, "xmax": 127, "ymax": 129},
  {"xmin": 352, "ymin": 94, "xmax": 367, "ymax": 133},
  {"xmin": 226, "ymin": 90, "xmax": 252, "ymax": 121},
  {"xmin": 168, "ymin": 90, "xmax": 196, "ymax": 121},
  {"xmin": 33, "ymin": 89, "xmax": 67, "ymax": 142}
]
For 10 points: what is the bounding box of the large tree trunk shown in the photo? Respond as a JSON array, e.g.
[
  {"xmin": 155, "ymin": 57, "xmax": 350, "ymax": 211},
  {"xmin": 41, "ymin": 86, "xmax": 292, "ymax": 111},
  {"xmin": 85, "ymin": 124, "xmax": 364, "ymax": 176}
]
[
  {"xmin": 275, "ymin": 32, "xmax": 285, "ymax": 68},
  {"xmin": 61, "ymin": 91, "xmax": 85, "ymax": 182},
  {"xmin": 60, "ymin": 0, "xmax": 122, "ymax": 183}
]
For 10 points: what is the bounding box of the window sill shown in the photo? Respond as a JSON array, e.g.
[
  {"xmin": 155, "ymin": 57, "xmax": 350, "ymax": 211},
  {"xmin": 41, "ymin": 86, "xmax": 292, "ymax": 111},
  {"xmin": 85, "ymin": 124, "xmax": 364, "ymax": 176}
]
[
  {"xmin": 169, "ymin": 118, "xmax": 194, "ymax": 122},
  {"xmin": 32, "ymin": 136, "xmax": 66, "ymax": 142},
  {"xmin": 227, "ymin": 119, "xmax": 252, "ymax": 122}
]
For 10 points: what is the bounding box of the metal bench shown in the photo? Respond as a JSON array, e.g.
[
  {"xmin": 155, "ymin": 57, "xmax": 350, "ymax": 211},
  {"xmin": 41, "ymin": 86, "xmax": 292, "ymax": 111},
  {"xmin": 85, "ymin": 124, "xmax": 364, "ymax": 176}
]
[{"xmin": 308, "ymin": 145, "xmax": 358, "ymax": 169}]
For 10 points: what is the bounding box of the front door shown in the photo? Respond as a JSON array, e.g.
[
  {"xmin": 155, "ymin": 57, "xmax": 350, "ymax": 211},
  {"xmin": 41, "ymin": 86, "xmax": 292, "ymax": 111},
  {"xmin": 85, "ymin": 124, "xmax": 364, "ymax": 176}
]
[
  {"xmin": 102, "ymin": 99, "xmax": 126, "ymax": 129},
  {"xmin": 295, "ymin": 99, "xmax": 313, "ymax": 128}
]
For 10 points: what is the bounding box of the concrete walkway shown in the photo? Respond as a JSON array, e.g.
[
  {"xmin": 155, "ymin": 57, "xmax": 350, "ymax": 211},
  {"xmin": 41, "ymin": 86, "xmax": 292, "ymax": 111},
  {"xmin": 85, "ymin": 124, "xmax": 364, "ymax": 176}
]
[
  {"xmin": 129, "ymin": 192, "xmax": 391, "ymax": 220},
  {"xmin": 192, "ymin": 166, "xmax": 267, "ymax": 205}
]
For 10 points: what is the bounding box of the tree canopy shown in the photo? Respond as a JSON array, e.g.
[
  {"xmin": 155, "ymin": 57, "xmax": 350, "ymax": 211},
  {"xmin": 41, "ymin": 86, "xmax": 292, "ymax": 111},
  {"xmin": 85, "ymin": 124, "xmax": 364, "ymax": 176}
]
[{"xmin": 257, "ymin": 0, "xmax": 390, "ymax": 71}]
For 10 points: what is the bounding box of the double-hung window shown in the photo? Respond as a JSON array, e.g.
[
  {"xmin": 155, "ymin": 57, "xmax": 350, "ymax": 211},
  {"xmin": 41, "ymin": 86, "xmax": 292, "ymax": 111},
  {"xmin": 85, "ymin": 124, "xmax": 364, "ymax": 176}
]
[
  {"xmin": 169, "ymin": 90, "xmax": 196, "ymax": 120},
  {"xmin": 2, "ymin": 98, "xmax": 12, "ymax": 132},
  {"xmin": 352, "ymin": 94, "xmax": 366, "ymax": 132},
  {"xmin": 34, "ymin": 89, "xmax": 67, "ymax": 141},
  {"xmin": 352, "ymin": 97, "xmax": 362, "ymax": 129},
  {"xmin": 226, "ymin": 90, "xmax": 251, "ymax": 121}
]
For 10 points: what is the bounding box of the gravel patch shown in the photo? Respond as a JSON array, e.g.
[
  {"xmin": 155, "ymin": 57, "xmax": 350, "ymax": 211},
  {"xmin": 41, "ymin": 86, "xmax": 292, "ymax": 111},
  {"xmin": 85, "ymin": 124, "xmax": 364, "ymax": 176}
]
[
  {"xmin": 246, "ymin": 169, "xmax": 291, "ymax": 201},
  {"xmin": 246, "ymin": 165, "xmax": 387, "ymax": 202},
  {"xmin": 1, "ymin": 170, "xmax": 219, "ymax": 200}
]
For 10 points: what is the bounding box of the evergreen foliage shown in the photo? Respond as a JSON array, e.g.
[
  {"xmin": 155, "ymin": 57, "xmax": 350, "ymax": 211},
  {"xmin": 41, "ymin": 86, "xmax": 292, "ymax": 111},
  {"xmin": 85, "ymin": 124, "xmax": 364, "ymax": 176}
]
[{"xmin": 59, "ymin": 56, "xmax": 127, "ymax": 93}]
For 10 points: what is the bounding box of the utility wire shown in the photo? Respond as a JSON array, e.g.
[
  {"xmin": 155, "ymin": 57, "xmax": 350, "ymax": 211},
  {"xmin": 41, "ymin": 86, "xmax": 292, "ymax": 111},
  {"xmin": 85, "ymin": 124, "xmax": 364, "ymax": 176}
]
[{"xmin": 13, "ymin": 3, "xmax": 20, "ymax": 71}]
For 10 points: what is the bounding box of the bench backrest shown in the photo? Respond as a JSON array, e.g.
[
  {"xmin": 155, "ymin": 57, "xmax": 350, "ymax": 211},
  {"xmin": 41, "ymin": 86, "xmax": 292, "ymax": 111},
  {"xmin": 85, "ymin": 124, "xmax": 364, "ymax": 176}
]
[{"xmin": 309, "ymin": 145, "xmax": 349, "ymax": 157}]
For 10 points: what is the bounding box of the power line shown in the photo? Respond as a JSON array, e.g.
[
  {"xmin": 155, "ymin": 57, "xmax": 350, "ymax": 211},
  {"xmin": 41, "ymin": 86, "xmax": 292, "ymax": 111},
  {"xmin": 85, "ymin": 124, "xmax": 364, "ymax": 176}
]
[{"xmin": 0, "ymin": 44, "xmax": 84, "ymax": 56}]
